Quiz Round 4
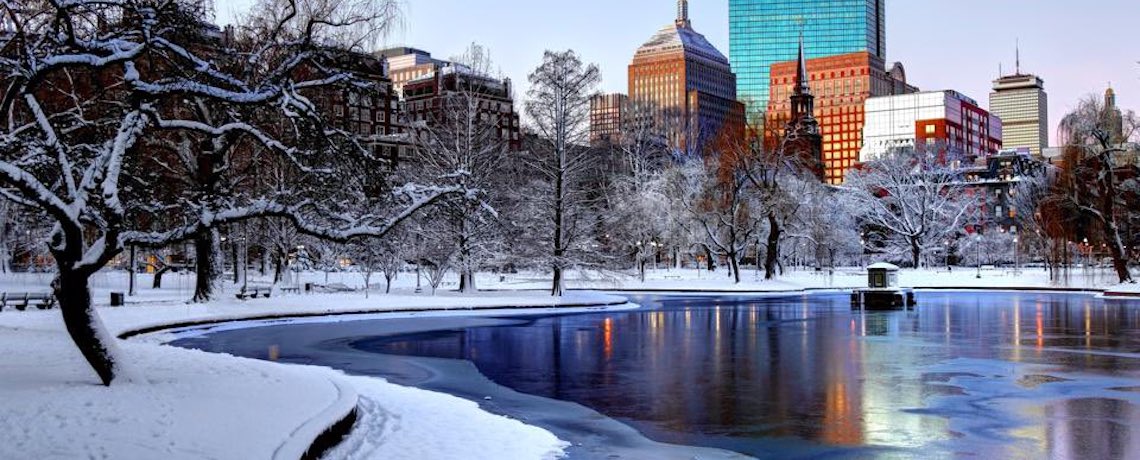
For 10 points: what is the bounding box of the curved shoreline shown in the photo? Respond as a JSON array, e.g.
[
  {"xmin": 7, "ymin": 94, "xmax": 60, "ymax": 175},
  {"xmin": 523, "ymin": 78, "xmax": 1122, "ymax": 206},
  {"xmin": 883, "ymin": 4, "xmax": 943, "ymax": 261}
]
[
  {"xmin": 121, "ymin": 288, "xmax": 1131, "ymax": 460},
  {"xmin": 120, "ymin": 297, "xmax": 639, "ymax": 460}
]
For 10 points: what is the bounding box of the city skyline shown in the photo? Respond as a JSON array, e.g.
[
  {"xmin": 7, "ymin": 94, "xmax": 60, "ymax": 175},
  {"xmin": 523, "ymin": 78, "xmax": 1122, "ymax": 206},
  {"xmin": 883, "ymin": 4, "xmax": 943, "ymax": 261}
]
[{"xmin": 215, "ymin": 0, "xmax": 1140, "ymax": 145}]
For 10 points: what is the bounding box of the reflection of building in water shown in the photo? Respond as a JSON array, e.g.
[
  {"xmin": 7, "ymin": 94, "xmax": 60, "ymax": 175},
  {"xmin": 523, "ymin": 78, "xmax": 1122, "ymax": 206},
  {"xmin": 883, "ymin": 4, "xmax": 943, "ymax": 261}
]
[
  {"xmin": 1044, "ymin": 398, "xmax": 1140, "ymax": 459},
  {"xmin": 854, "ymin": 312, "xmax": 949, "ymax": 448}
]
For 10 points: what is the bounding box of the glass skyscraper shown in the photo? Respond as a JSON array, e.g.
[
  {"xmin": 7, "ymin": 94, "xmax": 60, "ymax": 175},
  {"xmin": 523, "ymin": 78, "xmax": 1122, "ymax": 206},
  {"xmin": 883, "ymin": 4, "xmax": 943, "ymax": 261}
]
[{"xmin": 729, "ymin": 0, "xmax": 886, "ymax": 115}]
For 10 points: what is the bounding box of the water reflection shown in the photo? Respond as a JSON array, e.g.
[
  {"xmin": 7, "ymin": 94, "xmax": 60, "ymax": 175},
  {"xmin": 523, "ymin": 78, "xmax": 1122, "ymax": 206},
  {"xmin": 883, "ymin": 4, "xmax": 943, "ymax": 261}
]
[{"xmin": 174, "ymin": 292, "xmax": 1140, "ymax": 459}]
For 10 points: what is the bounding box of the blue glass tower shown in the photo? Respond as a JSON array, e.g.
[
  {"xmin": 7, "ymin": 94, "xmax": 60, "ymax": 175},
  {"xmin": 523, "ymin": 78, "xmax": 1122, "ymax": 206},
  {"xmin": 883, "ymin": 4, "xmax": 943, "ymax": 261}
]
[{"xmin": 729, "ymin": 0, "xmax": 886, "ymax": 116}]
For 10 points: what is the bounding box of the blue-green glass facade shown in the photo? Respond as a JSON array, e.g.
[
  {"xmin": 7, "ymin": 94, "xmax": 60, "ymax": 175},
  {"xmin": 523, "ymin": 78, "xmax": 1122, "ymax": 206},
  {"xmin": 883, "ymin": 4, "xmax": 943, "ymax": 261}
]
[{"xmin": 729, "ymin": 0, "xmax": 885, "ymax": 114}]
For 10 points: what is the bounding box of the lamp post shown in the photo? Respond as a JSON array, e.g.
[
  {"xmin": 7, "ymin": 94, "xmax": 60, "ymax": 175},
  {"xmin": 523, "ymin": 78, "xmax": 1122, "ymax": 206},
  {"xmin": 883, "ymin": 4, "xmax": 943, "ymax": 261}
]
[
  {"xmin": 859, "ymin": 237, "xmax": 866, "ymax": 268},
  {"xmin": 414, "ymin": 235, "xmax": 422, "ymax": 294},
  {"xmin": 1013, "ymin": 235, "xmax": 1020, "ymax": 275},
  {"xmin": 975, "ymin": 234, "xmax": 982, "ymax": 279},
  {"xmin": 945, "ymin": 240, "xmax": 951, "ymax": 271}
]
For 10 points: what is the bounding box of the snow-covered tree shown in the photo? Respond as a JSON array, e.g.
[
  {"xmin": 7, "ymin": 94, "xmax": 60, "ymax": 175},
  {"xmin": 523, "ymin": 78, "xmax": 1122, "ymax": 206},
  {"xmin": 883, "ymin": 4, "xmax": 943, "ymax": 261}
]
[
  {"xmin": 671, "ymin": 154, "xmax": 763, "ymax": 284},
  {"xmin": 600, "ymin": 101, "xmax": 672, "ymax": 281},
  {"xmin": 0, "ymin": 0, "xmax": 462, "ymax": 385},
  {"xmin": 409, "ymin": 43, "xmax": 510, "ymax": 293},
  {"xmin": 522, "ymin": 50, "xmax": 602, "ymax": 296},
  {"xmin": 843, "ymin": 148, "xmax": 978, "ymax": 268},
  {"xmin": 1054, "ymin": 95, "xmax": 1137, "ymax": 283}
]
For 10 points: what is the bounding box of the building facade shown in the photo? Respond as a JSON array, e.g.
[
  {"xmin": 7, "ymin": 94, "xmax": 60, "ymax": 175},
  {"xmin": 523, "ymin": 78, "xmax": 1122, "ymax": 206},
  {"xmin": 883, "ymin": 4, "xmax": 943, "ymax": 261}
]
[
  {"xmin": 402, "ymin": 65, "xmax": 522, "ymax": 151},
  {"xmin": 628, "ymin": 0, "xmax": 745, "ymax": 151},
  {"xmin": 861, "ymin": 90, "xmax": 1003, "ymax": 165},
  {"xmin": 766, "ymin": 51, "xmax": 917, "ymax": 184},
  {"xmin": 729, "ymin": 0, "xmax": 886, "ymax": 116},
  {"xmin": 590, "ymin": 93, "xmax": 629, "ymax": 146},
  {"xmin": 377, "ymin": 47, "xmax": 446, "ymax": 96},
  {"xmin": 989, "ymin": 73, "xmax": 1048, "ymax": 157}
]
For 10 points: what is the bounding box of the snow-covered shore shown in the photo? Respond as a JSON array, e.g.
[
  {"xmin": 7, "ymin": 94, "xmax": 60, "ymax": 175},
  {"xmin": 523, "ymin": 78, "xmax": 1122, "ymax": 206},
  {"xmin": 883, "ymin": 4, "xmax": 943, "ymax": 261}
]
[
  {"xmin": 0, "ymin": 266, "xmax": 1135, "ymax": 459},
  {"xmin": 0, "ymin": 289, "xmax": 631, "ymax": 460}
]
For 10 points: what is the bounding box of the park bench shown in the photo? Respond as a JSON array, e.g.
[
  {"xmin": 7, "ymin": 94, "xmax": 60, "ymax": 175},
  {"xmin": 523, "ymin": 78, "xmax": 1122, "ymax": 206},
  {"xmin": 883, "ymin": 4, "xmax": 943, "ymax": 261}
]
[
  {"xmin": 0, "ymin": 292, "xmax": 57, "ymax": 311},
  {"xmin": 235, "ymin": 285, "xmax": 273, "ymax": 300},
  {"xmin": 278, "ymin": 286, "xmax": 301, "ymax": 295}
]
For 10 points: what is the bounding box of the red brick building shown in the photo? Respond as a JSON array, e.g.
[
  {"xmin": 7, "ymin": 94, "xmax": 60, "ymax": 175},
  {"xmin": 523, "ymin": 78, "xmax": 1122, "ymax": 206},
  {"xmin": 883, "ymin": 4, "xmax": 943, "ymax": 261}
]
[
  {"xmin": 402, "ymin": 65, "xmax": 522, "ymax": 151},
  {"xmin": 765, "ymin": 51, "xmax": 917, "ymax": 184},
  {"xmin": 627, "ymin": 0, "xmax": 745, "ymax": 152}
]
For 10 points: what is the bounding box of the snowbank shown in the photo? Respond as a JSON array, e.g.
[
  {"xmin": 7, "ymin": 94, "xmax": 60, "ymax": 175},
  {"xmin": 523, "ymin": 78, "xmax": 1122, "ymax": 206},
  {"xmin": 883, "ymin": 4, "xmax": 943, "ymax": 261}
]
[{"xmin": 0, "ymin": 290, "xmax": 628, "ymax": 460}]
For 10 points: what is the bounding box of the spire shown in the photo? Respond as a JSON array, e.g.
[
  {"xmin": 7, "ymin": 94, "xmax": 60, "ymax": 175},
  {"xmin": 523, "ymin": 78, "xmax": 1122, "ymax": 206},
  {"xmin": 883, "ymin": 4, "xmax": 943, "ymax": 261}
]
[
  {"xmin": 1015, "ymin": 38, "xmax": 1020, "ymax": 75},
  {"xmin": 676, "ymin": 0, "xmax": 690, "ymax": 27},
  {"xmin": 794, "ymin": 32, "xmax": 810, "ymax": 95}
]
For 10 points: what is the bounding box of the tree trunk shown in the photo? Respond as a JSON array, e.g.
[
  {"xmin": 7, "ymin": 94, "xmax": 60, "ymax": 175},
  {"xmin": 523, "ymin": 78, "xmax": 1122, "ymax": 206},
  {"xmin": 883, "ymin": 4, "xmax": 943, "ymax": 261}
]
[
  {"xmin": 384, "ymin": 274, "xmax": 393, "ymax": 294},
  {"xmin": 729, "ymin": 255, "xmax": 741, "ymax": 284},
  {"xmin": 192, "ymin": 228, "xmax": 222, "ymax": 303},
  {"xmin": 460, "ymin": 270, "xmax": 477, "ymax": 293},
  {"xmin": 55, "ymin": 269, "xmax": 120, "ymax": 386},
  {"xmin": 639, "ymin": 258, "xmax": 646, "ymax": 283},
  {"xmin": 551, "ymin": 265, "xmax": 564, "ymax": 297},
  {"xmin": 128, "ymin": 245, "xmax": 137, "ymax": 296},
  {"xmin": 704, "ymin": 246, "xmax": 715, "ymax": 271},
  {"xmin": 764, "ymin": 213, "xmax": 781, "ymax": 280},
  {"xmin": 231, "ymin": 239, "xmax": 240, "ymax": 284},
  {"xmin": 910, "ymin": 238, "xmax": 922, "ymax": 269}
]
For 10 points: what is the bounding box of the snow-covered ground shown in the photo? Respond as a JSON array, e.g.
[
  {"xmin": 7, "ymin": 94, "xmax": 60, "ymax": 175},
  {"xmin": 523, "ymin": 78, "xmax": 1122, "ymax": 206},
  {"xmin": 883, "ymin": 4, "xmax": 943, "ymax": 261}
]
[
  {"xmin": 0, "ymin": 265, "xmax": 1135, "ymax": 460},
  {"xmin": 0, "ymin": 286, "xmax": 626, "ymax": 460}
]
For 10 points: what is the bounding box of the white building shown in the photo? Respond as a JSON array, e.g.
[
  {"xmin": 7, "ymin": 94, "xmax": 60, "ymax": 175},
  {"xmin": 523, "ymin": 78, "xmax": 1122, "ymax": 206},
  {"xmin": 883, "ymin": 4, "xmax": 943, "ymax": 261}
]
[{"xmin": 861, "ymin": 90, "xmax": 1002, "ymax": 164}]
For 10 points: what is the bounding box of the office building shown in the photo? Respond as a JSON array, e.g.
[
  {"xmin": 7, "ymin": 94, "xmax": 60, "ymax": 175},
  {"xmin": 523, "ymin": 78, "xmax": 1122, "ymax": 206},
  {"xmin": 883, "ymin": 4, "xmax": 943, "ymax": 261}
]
[
  {"xmin": 766, "ymin": 51, "xmax": 917, "ymax": 184},
  {"xmin": 861, "ymin": 90, "xmax": 1003, "ymax": 164},
  {"xmin": 729, "ymin": 0, "xmax": 886, "ymax": 115},
  {"xmin": 628, "ymin": 0, "xmax": 745, "ymax": 151},
  {"xmin": 990, "ymin": 72, "xmax": 1048, "ymax": 157}
]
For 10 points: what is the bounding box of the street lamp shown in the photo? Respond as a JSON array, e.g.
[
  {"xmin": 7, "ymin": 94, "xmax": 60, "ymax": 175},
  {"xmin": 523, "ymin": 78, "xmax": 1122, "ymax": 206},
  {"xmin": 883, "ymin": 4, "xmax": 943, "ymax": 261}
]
[
  {"xmin": 860, "ymin": 237, "xmax": 866, "ymax": 268},
  {"xmin": 1013, "ymin": 234, "xmax": 1020, "ymax": 275},
  {"xmin": 975, "ymin": 234, "xmax": 983, "ymax": 279},
  {"xmin": 945, "ymin": 240, "xmax": 951, "ymax": 271}
]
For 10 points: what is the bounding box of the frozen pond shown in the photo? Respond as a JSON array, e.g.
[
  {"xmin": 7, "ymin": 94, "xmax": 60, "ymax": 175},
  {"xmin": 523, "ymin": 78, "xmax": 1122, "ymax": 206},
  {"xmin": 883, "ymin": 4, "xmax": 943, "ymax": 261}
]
[{"xmin": 171, "ymin": 292, "xmax": 1140, "ymax": 459}]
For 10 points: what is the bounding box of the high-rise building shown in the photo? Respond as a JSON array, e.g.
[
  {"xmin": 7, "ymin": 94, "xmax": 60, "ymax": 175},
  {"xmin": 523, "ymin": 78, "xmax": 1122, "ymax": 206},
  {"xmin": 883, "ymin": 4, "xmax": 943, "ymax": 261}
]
[
  {"xmin": 729, "ymin": 0, "xmax": 886, "ymax": 115},
  {"xmin": 766, "ymin": 51, "xmax": 917, "ymax": 184},
  {"xmin": 861, "ymin": 90, "xmax": 1003, "ymax": 164},
  {"xmin": 590, "ymin": 93, "xmax": 629, "ymax": 146},
  {"xmin": 629, "ymin": 0, "xmax": 745, "ymax": 150},
  {"xmin": 989, "ymin": 70, "xmax": 1048, "ymax": 158}
]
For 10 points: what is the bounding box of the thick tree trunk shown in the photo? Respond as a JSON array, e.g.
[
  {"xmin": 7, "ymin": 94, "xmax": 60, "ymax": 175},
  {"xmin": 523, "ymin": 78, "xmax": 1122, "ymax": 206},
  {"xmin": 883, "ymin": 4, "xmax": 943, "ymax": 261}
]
[
  {"xmin": 704, "ymin": 246, "xmax": 715, "ymax": 271},
  {"xmin": 192, "ymin": 228, "xmax": 222, "ymax": 303},
  {"xmin": 729, "ymin": 255, "xmax": 741, "ymax": 284},
  {"xmin": 55, "ymin": 269, "xmax": 120, "ymax": 386},
  {"xmin": 764, "ymin": 213, "xmax": 781, "ymax": 280},
  {"xmin": 639, "ymin": 258, "xmax": 646, "ymax": 283},
  {"xmin": 551, "ymin": 265, "xmax": 564, "ymax": 297},
  {"xmin": 459, "ymin": 270, "xmax": 477, "ymax": 293},
  {"xmin": 910, "ymin": 238, "xmax": 922, "ymax": 269},
  {"xmin": 384, "ymin": 274, "xmax": 394, "ymax": 294}
]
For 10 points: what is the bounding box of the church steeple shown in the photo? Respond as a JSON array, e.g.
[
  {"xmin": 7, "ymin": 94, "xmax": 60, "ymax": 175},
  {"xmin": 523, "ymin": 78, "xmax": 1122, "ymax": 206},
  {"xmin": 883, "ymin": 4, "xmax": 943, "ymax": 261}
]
[
  {"xmin": 676, "ymin": 0, "xmax": 690, "ymax": 28},
  {"xmin": 794, "ymin": 33, "xmax": 810, "ymax": 96},
  {"xmin": 784, "ymin": 33, "xmax": 823, "ymax": 182}
]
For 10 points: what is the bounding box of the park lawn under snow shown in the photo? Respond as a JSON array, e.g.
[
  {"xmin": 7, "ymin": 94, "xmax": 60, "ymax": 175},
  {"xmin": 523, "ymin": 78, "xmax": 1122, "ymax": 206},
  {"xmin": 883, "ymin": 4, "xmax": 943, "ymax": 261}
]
[{"xmin": 0, "ymin": 290, "xmax": 622, "ymax": 460}]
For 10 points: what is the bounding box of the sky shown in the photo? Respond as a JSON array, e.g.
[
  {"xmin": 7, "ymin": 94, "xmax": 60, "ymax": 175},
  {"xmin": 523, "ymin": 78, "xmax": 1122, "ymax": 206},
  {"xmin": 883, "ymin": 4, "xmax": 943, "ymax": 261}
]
[{"xmin": 216, "ymin": 0, "xmax": 1139, "ymax": 145}]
